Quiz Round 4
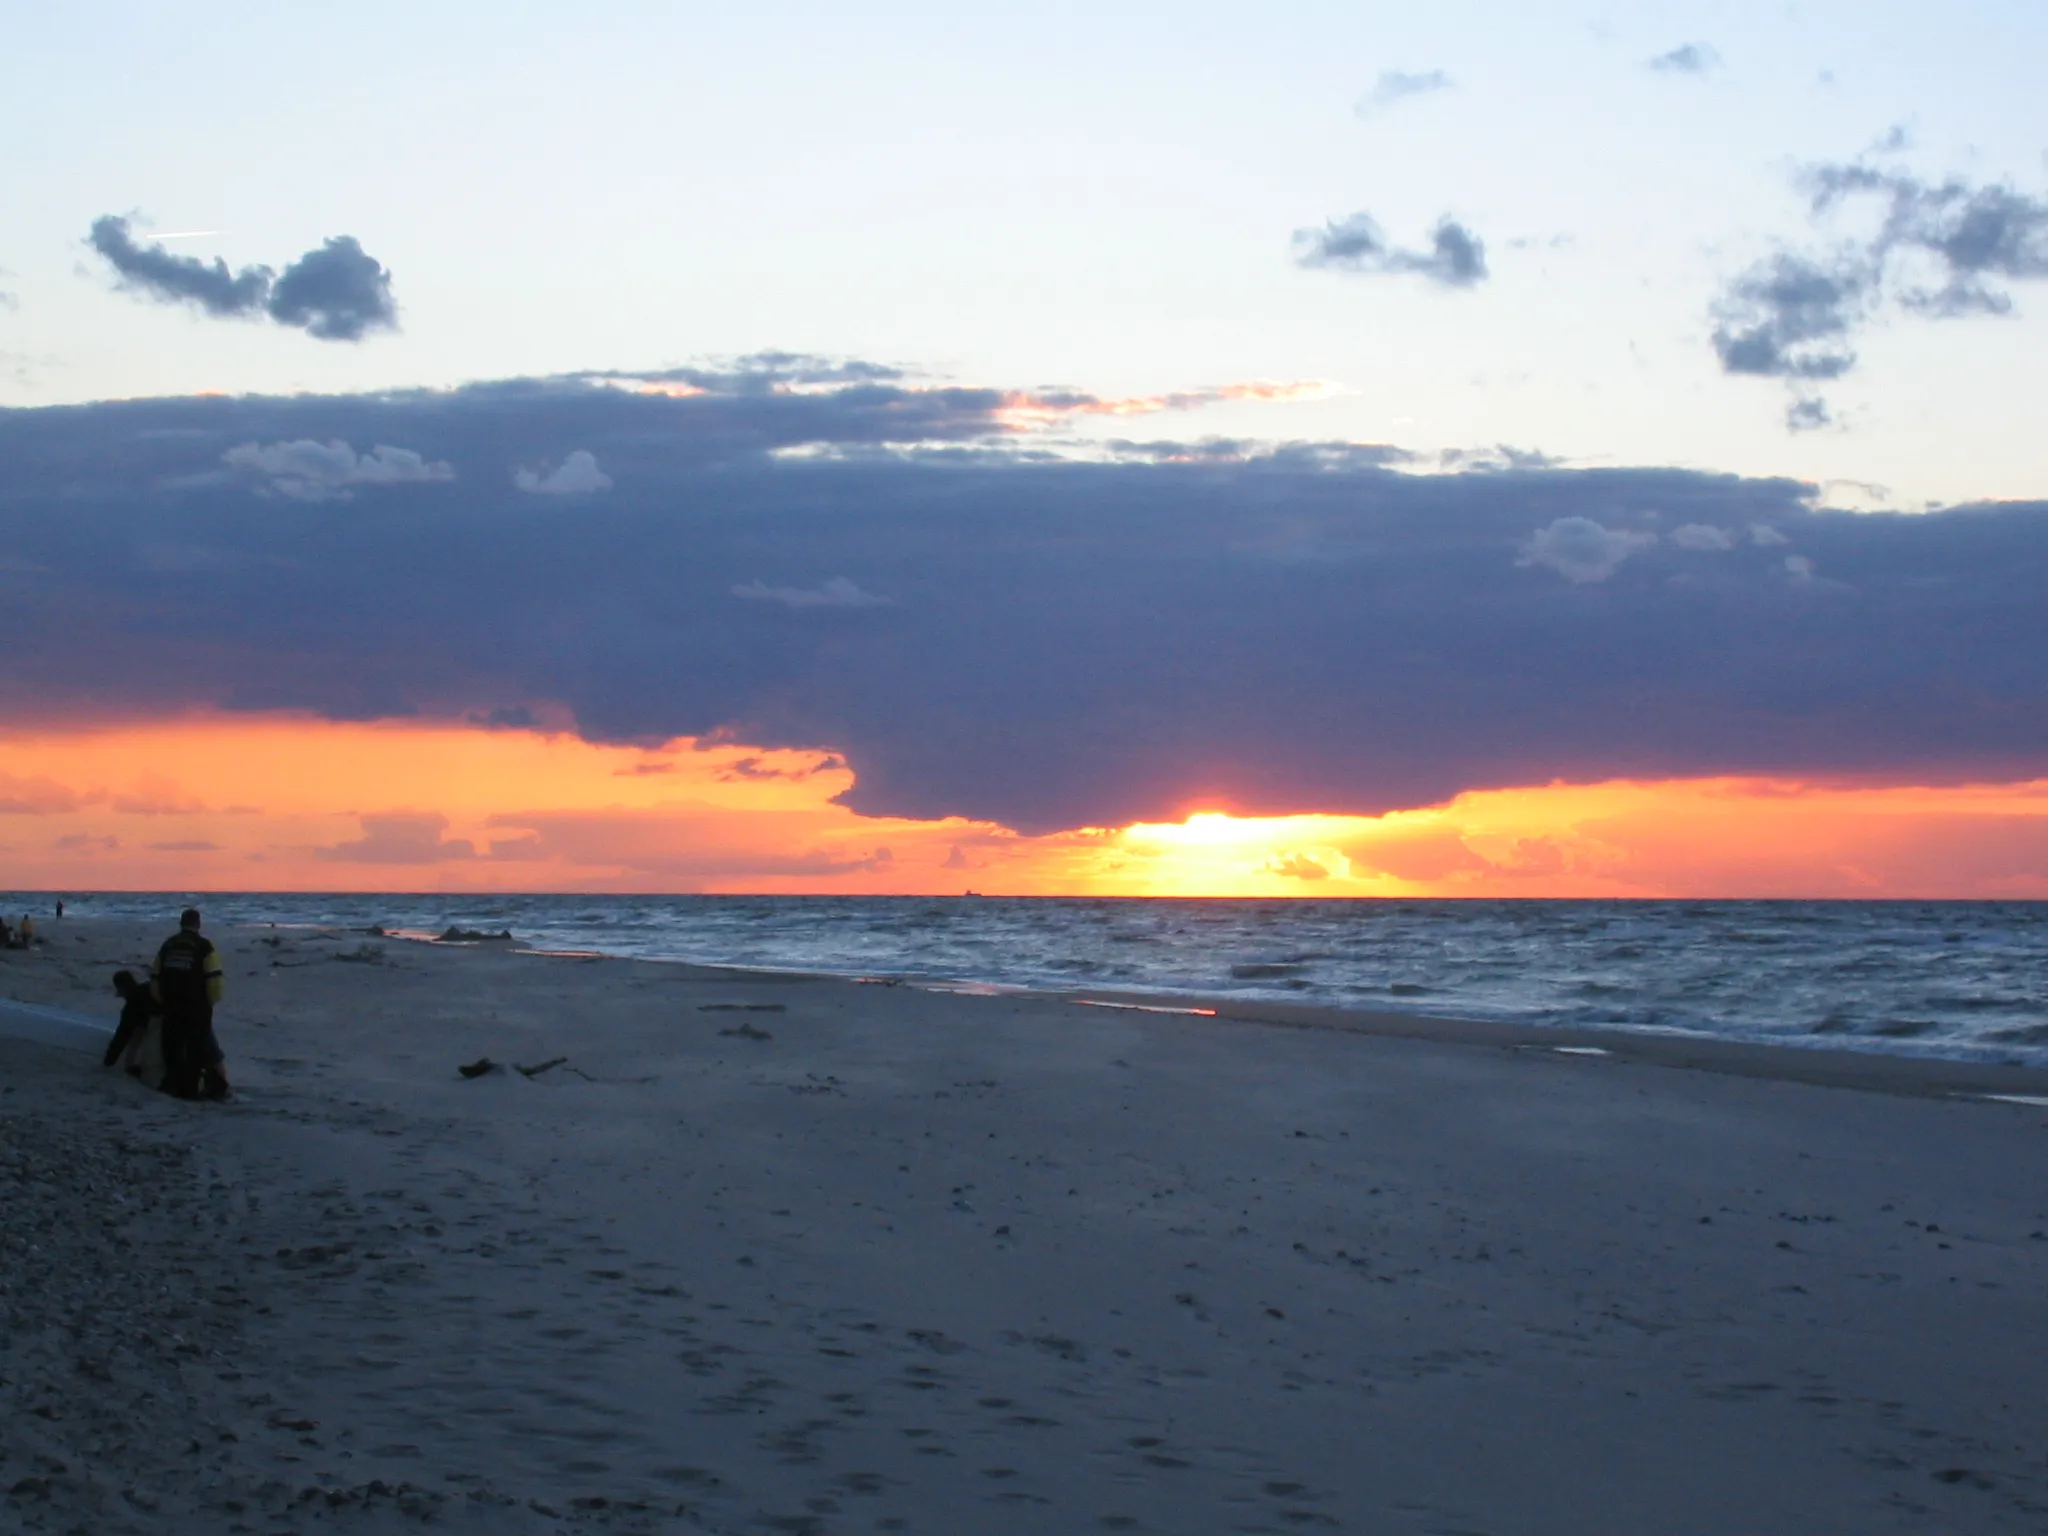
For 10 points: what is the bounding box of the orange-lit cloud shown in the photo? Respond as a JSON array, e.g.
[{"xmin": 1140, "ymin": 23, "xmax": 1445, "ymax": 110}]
[
  {"xmin": 991, "ymin": 379, "xmax": 1337, "ymax": 431},
  {"xmin": 3, "ymin": 715, "xmax": 2047, "ymax": 897}
]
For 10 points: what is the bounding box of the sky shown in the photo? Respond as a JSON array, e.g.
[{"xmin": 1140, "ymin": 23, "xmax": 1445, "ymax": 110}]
[{"xmin": 3, "ymin": 1, "xmax": 2047, "ymax": 897}]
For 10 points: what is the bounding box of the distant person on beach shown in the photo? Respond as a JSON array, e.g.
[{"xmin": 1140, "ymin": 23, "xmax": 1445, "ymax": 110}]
[
  {"xmin": 16, "ymin": 914, "xmax": 34, "ymax": 947},
  {"xmin": 55, "ymin": 899, "xmax": 64, "ymax": 919},
  {"xmin": 103, "ymin": 970, "xmax": 158, "ymax": 1077},
  {"xmin": 153, "ymin": 908, "xmax": 229, "ymax": 1100}
]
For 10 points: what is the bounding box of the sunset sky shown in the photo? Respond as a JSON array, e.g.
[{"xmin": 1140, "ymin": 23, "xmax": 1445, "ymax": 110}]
[{"xmin": 4, "ymin": 2, "xmax": 2047, "ymax": 897}]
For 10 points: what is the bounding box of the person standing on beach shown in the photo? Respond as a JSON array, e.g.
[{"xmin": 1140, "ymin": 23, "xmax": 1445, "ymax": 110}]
[{"xmin": 153, "ymin": 908, "xmax": 229, "ymax": 1100}]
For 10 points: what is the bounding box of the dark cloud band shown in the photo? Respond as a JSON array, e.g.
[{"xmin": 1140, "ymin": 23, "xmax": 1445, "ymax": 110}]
[{"xmin": 2, "ymin": 369, "xmax": 2045, "ymax": 832}]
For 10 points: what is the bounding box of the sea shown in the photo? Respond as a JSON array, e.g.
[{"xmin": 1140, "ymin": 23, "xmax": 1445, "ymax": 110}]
[{"xmin": 10, "ymin": 892, "xmax": 2047, "ymax": 1068}]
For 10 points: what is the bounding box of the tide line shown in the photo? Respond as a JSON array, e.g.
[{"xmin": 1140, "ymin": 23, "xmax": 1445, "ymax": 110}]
[{"xmin": 1076, "ymin": 999, "xmax": 1218, "ymax": 1017}]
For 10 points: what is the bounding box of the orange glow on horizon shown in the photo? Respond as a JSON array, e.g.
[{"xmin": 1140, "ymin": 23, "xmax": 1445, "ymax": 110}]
[{"xmin": 3, "ymin": 714, "xmax": 2047, "ymax": 898}]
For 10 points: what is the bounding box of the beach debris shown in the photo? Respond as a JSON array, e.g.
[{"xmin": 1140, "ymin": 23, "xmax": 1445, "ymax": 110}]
[
  {"xmin": 332, "ymin": 943, "xmax": 385, "ymax": 964},
  {"xmin": 699, "ymin": 1002, "xmax": 786, "ymax": 1013},
  {"xmin": 361, "ymin": 925, "xmax": 387, "ymax": 937},
  {"xmin": 437, "ymin": 927, "xmax": 515, "ymax": 943},
  {"xmin": 514, "ymin": 1057, "xmax": 568, "ymax": 1079},
  {"xmin": 457, "ymin": 1057, "xmax": 497, "ymax": 1079},
  {"xmin": 717, "ymin": 1022, "xmax": 774, "ymax": 1041}
]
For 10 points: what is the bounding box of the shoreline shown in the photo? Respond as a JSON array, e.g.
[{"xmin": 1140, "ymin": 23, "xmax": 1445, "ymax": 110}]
[
  {"xmin": 12, "ymin": 892, "xmax": 2045, "ymax": 1076},
  {"xmin": 12, "ymin": 915, "xmax": 2048, "ymax": 1102},
  {"xmin": 417, "ymin": 932, "xmax": 2048, "ymax": 1104}
]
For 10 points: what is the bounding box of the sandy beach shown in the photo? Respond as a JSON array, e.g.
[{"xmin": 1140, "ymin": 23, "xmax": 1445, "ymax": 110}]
[{"xmin": 5, "ymin": 917, "xmax": 2048, "ymax": 1535}]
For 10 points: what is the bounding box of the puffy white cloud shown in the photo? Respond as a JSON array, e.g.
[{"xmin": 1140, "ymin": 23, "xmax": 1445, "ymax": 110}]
[
  {"xmin": 1517, "ymin": 517, "xmax": 1658, "ymax": 584},
  {"xmin": 514, "ymin": 449, "xmax": 613, "ymax": 496},
  {"xmin": 1670, "ymin": 523, "xmax": 1739, "ymax": 551},
  {"xmin": 732, "ymin": 576, "xmax": 890, "ymax": 609},
  {"xmin": 223, "ymin": 439, "xmax": 452, "ymax": 502}
]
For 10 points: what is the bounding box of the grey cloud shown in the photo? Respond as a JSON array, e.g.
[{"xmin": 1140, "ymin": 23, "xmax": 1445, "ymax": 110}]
[
  {"xmin": 87, "ymin": 217, "xmax": 397, "ymax": 342},
  {"xmin": 1804, "ymin": 165, "xmax": 2048, "ymax": 316},
  {"xmin": 54, "ymin": 834, "xmax": 120, "ymax": 853},
  {"xmin": 1710, "ymin": 253, "xmax": 1868, "ymax": 380},
  {"xmin": 1357, "ymin": 69, "xmax": 1452, "ymax": 115},
  {"xmin": 613, "ymin": 353, "xmax": 908, "ymax": 393},
  {"xmin": 1713, "ymin": 161, "xmax": 2048, "ymax": 426},
  {"xmin": 1294, "ymin": 213, "xmax": 1488, "ymax": 287},
  {"xmin": 265, "ymin": 236, "xmax": 397, "ymax": 341},
  {"xmin": 3, "ymin": 369, "xmax": 2048, "ymax": 833},
  {"xmin": 89, "ymin": 215, "xmax": 272, "ymax": 317},
  {"xmin": 1785, "ymin": 397, "xmax": 1832, "ymax": 433},
  {"xmin": 471, "ymin": 705, "xmax": 540, "ymax": 730},
  {"xmin": 316, "ymin": 812, "xmax": 476, "ymax": 864},
  {"xmin": 1648, "ymin": 43, "xmax": 1720, "ymax": 74}
]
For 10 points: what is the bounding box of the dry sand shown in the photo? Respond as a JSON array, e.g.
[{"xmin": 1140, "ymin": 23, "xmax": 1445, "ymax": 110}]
[{"xmin": 4, "ymin": 916, "xmax": 2048, "ymax": 1535}]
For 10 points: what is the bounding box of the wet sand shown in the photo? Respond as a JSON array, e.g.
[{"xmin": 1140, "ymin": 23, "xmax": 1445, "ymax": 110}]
[{"xmin": 5, "ymin": 917, "xmax": 2048, "ymax": 1534}]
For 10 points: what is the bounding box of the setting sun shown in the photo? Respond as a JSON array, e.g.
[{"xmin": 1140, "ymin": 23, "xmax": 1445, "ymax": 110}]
[{"xmin": 6, "ymin": 715, "xmax": 2047, "ymax": 898}]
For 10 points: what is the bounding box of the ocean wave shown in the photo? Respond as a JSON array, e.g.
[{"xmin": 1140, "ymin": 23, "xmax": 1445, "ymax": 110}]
[{"xmin": 18, "ymin": 892, "xmax": 2048, "ymax": 1067}]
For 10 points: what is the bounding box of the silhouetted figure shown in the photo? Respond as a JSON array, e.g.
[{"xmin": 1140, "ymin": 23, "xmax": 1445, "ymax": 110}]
[
  {"xmin": 103, "ymin": 970, "xmax": 156, "ymax": 1072},
  {"xmin": 153, "ymin": 908, "xmax": 229, "ymax": 1100},
  {"xmin": 54, "ymin": 899, "xmax": 65, "ymax": 919}
]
